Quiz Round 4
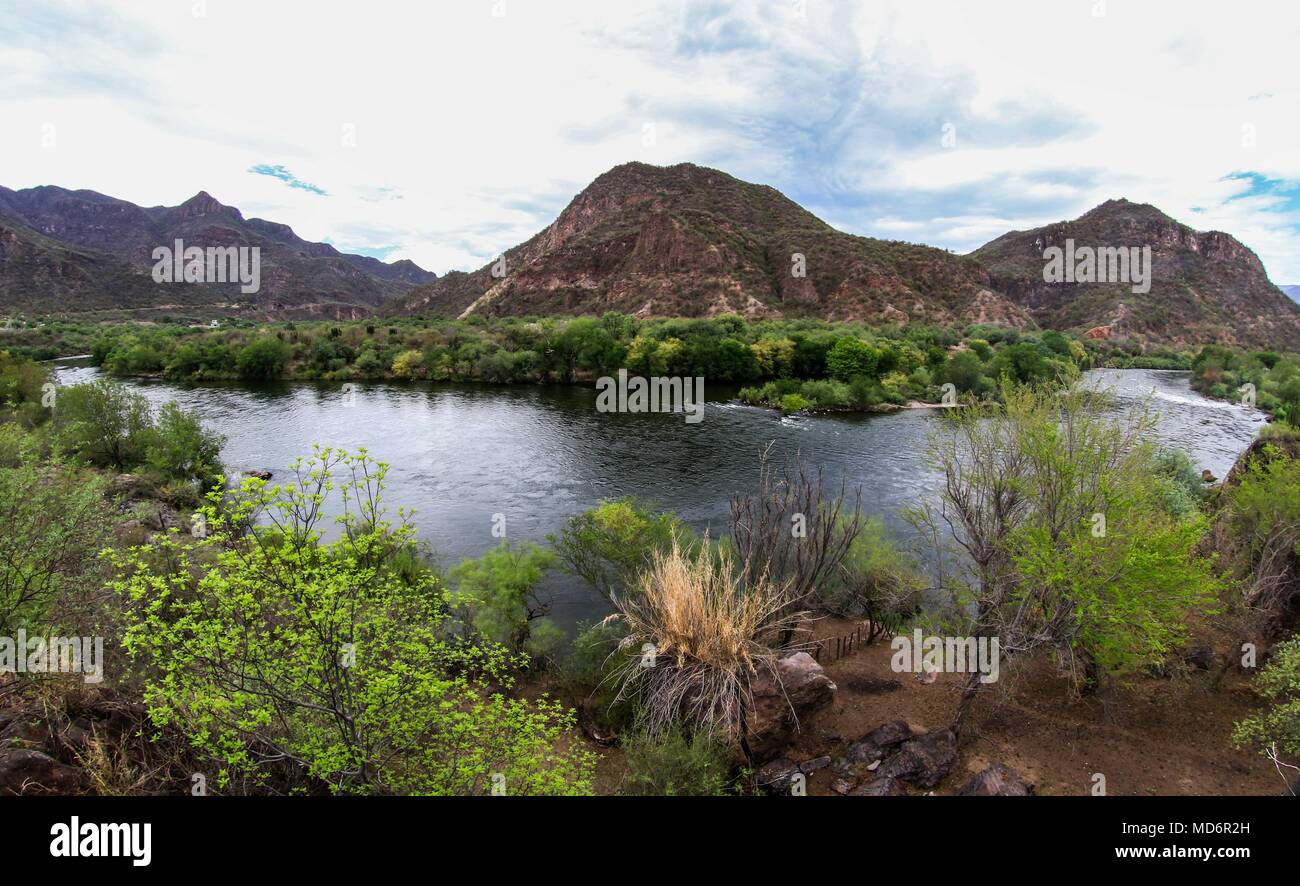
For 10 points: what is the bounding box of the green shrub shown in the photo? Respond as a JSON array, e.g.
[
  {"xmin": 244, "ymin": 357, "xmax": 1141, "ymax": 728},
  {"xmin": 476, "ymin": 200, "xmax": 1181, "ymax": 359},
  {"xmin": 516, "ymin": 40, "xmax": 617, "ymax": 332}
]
[
  {"xmin": 109, "ymin": 447, "xmax": 595, "ymax": 795},
  {"xmin": 619, "ymin": 729, "xmax": 733, "ymax": 796}
]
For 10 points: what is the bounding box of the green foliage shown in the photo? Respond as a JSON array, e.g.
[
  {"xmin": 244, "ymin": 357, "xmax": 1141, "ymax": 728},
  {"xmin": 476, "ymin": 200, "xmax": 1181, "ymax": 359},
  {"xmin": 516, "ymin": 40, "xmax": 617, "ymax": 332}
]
[
  {"xmin": 54, "ymin": 380, "xmax": 154, "ymax": 470},
  {"xmin": 554, "ymin": 619, "xmax": 641, "ymax": 734},
  {"xmin": 235, "ymin": 336, "xmax": 291, "ymax": 379},
  {"xmin": 145, "ymin": 401, "xmax": 225, "ymax": 485},
  {"xmin": 1151, "ymin": 448, "xmax": 1205, "ymax": 518},
  {"xmin": 819, "ymin": 517, "xmax": 923, "ymax": 635},
  {"xmin": 619, "ymin": 729, "xmax": 733, "ymax": 796},
  {"xmin": 108, "ymin": 447, "xmax": 595, "ymax": 795},
  {"xmin": 1234, "ymin": 637, "xmax": 1300, "ymax": 764},
  {"xmin": 0, "ymin": 433, "xmax": 111, "ymax": 635},
  {"xmin": 912, "ymin": 382, "xmax": 1225, "ymax": 689},
  {"xmin": 549, "ymin": 498, "xmax": 688, "ymax": 603},
  {"xmin": 826, "ymin": 337, "xmax": 878, "ymax": 381},
  {"xmin": 450, "ymin": 541, "xmax": 560, "ymax": 656}
]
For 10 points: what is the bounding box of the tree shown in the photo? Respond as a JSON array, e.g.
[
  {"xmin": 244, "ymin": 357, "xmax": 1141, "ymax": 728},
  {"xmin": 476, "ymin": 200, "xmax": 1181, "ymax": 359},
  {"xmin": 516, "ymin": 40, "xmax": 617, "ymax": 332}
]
[
  {"xmin": 826, "ymin": 337, "xmax": 879, "ymax": 381},
  {"xmin": 909, "ymin": 382, "xmax": 1224, "ymax": 735},
  {"xmin": 550, "ymin": 498, "xmax": 688, "ymax": 603},
  {"xmin": 235, "ymin": 336, "xmax": 291, "ymax": 379},
  {"xmin": 54, "ymin": 379, "xmax": 154, "ymax": 470},
  {"xmin": 390, "ymin": 349, "xmax": 424, "ymax": 379},
  {"xmin": 145, "ymin": 401, "xmax": 225, "ymax": 484},
  {"xmin": 450, "ymin": 541, "xmax": 560, "ymax": 655},
  {"xmin": 109, "ymin": 448, "xmax": 595, "ymax": 795},
  {"xmin": 0, "ymin": 438, "xmax": 110, "ymax": 635}
]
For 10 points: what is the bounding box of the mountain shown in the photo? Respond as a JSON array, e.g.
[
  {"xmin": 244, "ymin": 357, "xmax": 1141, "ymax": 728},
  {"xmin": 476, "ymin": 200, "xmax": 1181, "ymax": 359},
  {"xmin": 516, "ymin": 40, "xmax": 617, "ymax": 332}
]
[
  {"xmin": 0, "ymin": 186, "xmax": 435, "ymax": 318},
  {"xmin": 971, "ymin": 199, "xmax": 1300, "ymax": 350},
  {"xmin": 385, "ymin": 162, "xmax": 1033, "ymax": 329},
  {"xmin": 1281, "ymin": 284, "xmax": 1300, "ymax": 304}
]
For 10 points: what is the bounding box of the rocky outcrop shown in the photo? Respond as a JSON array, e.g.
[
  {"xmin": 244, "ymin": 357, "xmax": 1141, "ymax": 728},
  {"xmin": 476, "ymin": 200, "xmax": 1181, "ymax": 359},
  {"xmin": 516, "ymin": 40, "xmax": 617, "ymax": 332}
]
[
  {"xmin": 972, "ymin": 198, "xmax": 1300, "ymax": 350},
  {"xmin": 746, "ymin": 652, "xmax": 836, "ymax": 762},
  {"xmin": 874, "ymin": 728, "xmax": 958, "ymax": 789},
  {"xmin": 387, "ymin": 162, "xmax": 1035, "ymax": 329}
]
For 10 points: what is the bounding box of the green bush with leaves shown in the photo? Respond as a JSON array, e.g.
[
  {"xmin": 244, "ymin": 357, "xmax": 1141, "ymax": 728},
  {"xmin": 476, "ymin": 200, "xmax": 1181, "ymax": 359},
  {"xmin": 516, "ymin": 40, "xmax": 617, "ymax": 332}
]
[
  {"xmin": 450, "ymin": 540, "xmax": 561, "ymax": 657},
  {"xmin": 54, "ymin": 379, "xmax": 154, "ymax": 470},
  {"xmin": 109, "ymin": 447, "xmax": 595, "ymax": 795},
  {"xmin": 0, "ymin": 431, "xmax": 111, "ymax": 635},
  {"xmin": 549, "ymin": 498, "xmax": 689, "ymax": 603},
  {"xmin": 1234, "ymin": 637, "xmax": 1300, "ymax": 774}
]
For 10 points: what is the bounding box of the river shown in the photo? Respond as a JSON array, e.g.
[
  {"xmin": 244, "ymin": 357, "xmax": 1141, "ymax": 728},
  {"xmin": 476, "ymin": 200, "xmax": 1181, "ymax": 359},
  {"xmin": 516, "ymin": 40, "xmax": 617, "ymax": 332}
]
[{"xmin": 52, "ymin": 364, "xmax": 1266, "ymax": 632}]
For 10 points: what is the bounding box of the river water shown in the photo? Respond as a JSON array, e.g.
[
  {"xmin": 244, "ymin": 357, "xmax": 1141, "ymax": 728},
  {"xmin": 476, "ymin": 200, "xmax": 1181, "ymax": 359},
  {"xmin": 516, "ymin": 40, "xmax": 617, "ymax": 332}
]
[{"xmin": 53, "ymin": 364, "xmax": 1265, "ymax": 631}]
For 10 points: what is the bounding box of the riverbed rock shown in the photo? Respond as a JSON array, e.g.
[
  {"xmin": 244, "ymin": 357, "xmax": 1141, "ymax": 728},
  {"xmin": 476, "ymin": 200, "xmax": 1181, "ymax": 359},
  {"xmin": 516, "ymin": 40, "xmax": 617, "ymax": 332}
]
[
  {"xmin": 247, "ymin": 470, "xmax": 273, "ymax": 481},
  {"xmin": 746, "ymin": 652, "xmax": 836, "ymax": 762},
  {"xmin": 958, "ymin": 763, "xmax": 1033, "ymax": 796},
  {"xmin": 1201, "ymin": 469, "xmax": 1217, "ymax": 484},
  {"xmin": 0, "ymin": 748, "xmax": 88, "ymax": 795},
  {"xmin": 875, "ymin": 728, "xmax": 958, "ymax": 789}
]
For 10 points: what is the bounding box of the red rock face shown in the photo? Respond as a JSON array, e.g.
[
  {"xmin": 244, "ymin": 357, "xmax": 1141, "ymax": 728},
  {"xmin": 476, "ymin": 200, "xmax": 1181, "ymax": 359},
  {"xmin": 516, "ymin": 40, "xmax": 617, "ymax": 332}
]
[
  {"xmin": 973, "ymin": 198, "xmax": 1300, "ymax": 349},
  {"xmin": 1084, "ymin": 325, "xmax": 1111, "ymax": 340}
]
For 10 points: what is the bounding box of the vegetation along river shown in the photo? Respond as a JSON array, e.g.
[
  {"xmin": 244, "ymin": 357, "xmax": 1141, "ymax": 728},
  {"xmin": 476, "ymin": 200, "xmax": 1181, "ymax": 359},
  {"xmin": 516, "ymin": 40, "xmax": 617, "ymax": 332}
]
[{"xmin": 54, "ymin": 363, "xmax": 1265, "ymax": 632}]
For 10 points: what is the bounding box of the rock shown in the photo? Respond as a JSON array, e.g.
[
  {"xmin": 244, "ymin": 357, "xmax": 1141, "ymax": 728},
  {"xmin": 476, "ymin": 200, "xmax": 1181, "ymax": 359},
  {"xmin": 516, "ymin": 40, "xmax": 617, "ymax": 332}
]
[
  {"xmin": 755, "ymin": 758, "xmax": 801, "ymax": 795},
  {"xmin": 958, "ymin": 763, "xmax": 1033, "ymax": 796},
  {"xmin": 0, "ymin": 749, "xmax": 88, "ymax": 795},
  {"xmin": 746, "ymin": 652, "xmax": 836, "ymax": 762},
  {"xmin": 848, "ymin": 776, "xmax": 908, "ymax": 796},
  {"xmin": 876, "ymin": 728, "xmax": 957, "ymax": 789},
  {"xmin": 831, "ymin": 719, "xmax": 916, "ymax": 781},
  {"xmin": 1201, "ymin": 469, "xmax": 1217, "ymax": 484},
  {"xmin": 1084, "ymin": 325, "xmax": 1111, "ymax": 340},
  {"xmin": 0, "ymin": 718, "xmax": 52, "ymax": 751},
  {"xmin": 247, "ymin": 470, "xmax": 273, "ymax": 481},
  {"xmin": 799, "ymin": 755, "xmax": 831, "ymax": 774},
  {"xmin": 831, "ymin": 777, "xmax": 856, "ymax": 795}
]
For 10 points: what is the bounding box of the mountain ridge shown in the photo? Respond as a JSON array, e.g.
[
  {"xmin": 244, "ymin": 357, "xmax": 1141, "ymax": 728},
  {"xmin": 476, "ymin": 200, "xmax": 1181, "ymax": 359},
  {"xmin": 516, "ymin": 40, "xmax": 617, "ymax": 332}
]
[
  {"xmin": 0, "ymin": 185, "xmax": 435, "ymax": 318},
  {"xmin": 388, "ymin": 163, "xmax": 1299, "ymax": 349}
]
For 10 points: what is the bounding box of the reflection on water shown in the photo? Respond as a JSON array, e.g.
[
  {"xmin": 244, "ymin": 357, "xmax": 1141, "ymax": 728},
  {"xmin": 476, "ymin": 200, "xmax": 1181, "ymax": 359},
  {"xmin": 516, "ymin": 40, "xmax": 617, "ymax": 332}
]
[{"xmin": 53, "ymin": 363, "xmax": 1264, "ymax": 631}]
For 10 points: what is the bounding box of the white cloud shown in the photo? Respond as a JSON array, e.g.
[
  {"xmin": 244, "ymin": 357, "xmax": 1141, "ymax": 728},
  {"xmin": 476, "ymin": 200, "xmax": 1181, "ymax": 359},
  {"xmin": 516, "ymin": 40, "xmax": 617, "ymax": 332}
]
[{"xmin": 1, "ymin": 0, "xmax": 1297, "ymax": 281}]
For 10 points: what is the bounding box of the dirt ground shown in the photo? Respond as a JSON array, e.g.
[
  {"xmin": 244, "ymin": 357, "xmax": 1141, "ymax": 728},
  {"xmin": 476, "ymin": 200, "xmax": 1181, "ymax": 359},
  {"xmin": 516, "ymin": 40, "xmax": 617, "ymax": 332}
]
[{"xmin": 779, "ymin": 618, "xmax": 1284, "ymax": 796}]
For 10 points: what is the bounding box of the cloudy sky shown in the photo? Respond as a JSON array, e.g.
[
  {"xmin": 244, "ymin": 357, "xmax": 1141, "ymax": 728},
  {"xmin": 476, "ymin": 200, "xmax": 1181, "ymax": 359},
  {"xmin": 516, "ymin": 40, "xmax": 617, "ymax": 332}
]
[{"xmin": 2, "ymin": 0, "xmax": 1298, "ymax": 282}]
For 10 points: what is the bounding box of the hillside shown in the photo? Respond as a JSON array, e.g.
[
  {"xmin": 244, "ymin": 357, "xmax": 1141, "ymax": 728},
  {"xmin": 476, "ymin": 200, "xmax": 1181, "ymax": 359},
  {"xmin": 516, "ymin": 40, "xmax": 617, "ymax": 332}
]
[
  {"xmin": 971, "ymin": 199, "xmax": 1300, "ymax": 350},
  {"xmin": 0, "ymin": 186, "xmax": 435, "ymax": 319},
  {"xmin": 385, "ymin": 162, "xmax": 1033, "ymax": 330}
]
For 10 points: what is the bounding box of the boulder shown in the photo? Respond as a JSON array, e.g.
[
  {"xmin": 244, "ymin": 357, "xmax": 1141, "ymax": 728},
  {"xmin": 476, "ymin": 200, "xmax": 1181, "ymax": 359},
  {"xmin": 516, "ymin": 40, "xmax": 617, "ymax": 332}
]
[
  {"xmin": 958, "ymin": 763, "xmax": 1033, "ymax": 796},
  {"xmin": 0, "ymin": 749, "xmax": 88, "ymax": 795},
  {"xmin": 876, "ymin": 728, "xmax": 958, "ymax": 789},
  {"xmin": 831, "ymin": 719, "xmax": 916, "ymax": 781},
  {"xmin": 1201, "ymin": 469, "xmax": 1217, "ymax": 484},
  {"xmin": 848, "ymin": 776, "xmax": 908, "ymax": 796},
  {"xmin": 755, "ymin": 758, "xmax": 801, "ymax": 795},
  {"xmin": 746, "ymin": 652, "xmax": 836, "ymax": 762},
  {"xmin": 247, "ymin": 470, "xmax": 273, "ymax": 481}
]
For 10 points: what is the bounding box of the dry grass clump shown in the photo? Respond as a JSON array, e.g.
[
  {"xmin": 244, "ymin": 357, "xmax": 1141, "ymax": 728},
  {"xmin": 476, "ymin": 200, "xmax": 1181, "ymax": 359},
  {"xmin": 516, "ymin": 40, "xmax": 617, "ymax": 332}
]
[{"xmin": 608, "ymin": 539, "xmax": 802, "ymax": 741}]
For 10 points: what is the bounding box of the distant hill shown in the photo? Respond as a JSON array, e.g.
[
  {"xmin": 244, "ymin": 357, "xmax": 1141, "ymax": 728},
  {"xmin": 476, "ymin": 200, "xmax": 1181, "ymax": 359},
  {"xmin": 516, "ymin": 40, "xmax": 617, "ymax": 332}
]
[
  {"xmin": 0, "ymin": 186, "xmax": 434, "ymax": 318},
  {"xmin": 971, "ymin": 199, "xmax": 1300, "ymax": 350},
  {"xmin": 1281, "ymin": 284, "xmax": 1300, "ymax": 304},
  {"xmin": 385, "ymin": 162, "xmax": 1033, "ymax": 330}
]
